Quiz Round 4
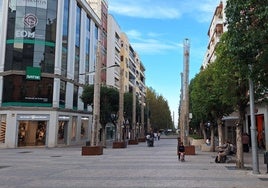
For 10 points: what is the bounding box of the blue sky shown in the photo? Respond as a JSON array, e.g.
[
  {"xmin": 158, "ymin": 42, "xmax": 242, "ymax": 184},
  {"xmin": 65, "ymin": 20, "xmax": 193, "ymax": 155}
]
[{"xmin": 108, "ymin": 0, "xmax": 221, "ymax": 127}]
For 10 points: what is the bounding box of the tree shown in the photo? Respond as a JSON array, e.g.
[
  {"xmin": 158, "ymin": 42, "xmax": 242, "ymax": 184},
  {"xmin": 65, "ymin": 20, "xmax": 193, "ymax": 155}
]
[
  {"xmin": 225, "ymin": 0, "xmax": 268, "ymax": 94},
  {"xmin": 80, "ymin": 85, "xmax": 119, "ymax": 145},
  {"xmin": 190, "ymin": 72, "xmax": 211, "ymax": 141},
  {"xmin": 190, "ymin": 61, "xmax": 233, "ymax": 152},
  {"xmin": 224, "ymin": 0, "xmax": 268, "ymax": 168},
  {"xmin": 146, "ymin": 87, "xmax": 173, "ymax": 131}
]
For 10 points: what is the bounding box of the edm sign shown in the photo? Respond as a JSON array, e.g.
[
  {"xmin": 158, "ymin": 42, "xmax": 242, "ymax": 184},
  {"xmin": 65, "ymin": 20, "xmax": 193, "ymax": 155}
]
[
  {"xmin": 15, "ymin": 0, "xmax": 48, "ymax": 40},
  {"xmin": 26, "ymin": 66, "xmax": 41, "ymax": 80}
]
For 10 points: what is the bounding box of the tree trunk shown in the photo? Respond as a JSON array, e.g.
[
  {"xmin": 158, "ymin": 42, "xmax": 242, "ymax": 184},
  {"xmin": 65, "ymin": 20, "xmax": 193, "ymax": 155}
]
[
  {"xmin": 210, "ymin": 125, "xmax": 215, "ymax": 152},
  {"xmin": 217, "ymin": 118, "xmax": 223, "ymax": 146},
  {"xmin": 200, "ymin": 121, "xmax": 207, "ymax": 141},
  {"xmin": 236, "ymin": 110, "xmax": 244, "ymax": 169}
]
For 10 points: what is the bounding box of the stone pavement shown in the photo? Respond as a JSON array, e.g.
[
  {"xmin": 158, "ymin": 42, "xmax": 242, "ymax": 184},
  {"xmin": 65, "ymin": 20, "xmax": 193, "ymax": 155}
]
[{"xmin": 0, "ymin": 139, "xmax": 267, "ymax": 188}]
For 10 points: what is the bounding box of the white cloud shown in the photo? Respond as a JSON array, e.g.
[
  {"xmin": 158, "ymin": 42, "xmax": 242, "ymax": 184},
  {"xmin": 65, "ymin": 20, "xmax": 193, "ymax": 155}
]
[
  {"xmin": 124, "ymin": 29, "xmax": 182, "ymax": 55},
  {"xmin": 109, "ymin": 0, "xmax": 181, "ymax": 19},
  {"xmin": 125, "ymin": 30, "xmax": 142, "ymax": 40},
  {"xmin": 109, "ymin": 0, "xmax": 220, "ymax": 21}
]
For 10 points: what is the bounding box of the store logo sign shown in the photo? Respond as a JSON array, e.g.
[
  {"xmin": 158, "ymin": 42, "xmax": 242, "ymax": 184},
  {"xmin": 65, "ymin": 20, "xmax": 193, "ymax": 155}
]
[
  {"xmin": 26, "ymin": 66, "xmax": 41, "ymax": 80},
  {"xmin": 24, "ymin": 13, "xmax": 38, "ymax": 28},
  {"xmin": 15, "ymin": 13, "xmax": 38, "ymax": 39}
]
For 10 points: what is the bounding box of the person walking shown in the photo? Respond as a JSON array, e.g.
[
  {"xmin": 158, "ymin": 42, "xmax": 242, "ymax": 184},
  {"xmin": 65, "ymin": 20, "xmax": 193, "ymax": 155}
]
[
  {"xmin": 178, "ymin": 142, "xmax": 185, "ymax": 161},
  {"xmin": 242, "ymin": 133, "xmax": 250, "ymax": 152}
]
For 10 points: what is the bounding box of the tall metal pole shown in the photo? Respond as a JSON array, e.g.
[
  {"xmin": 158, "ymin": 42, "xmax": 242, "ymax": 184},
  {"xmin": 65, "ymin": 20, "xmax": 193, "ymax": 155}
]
[
  {"xmin": 91, "ymin": 42, "xmax": 101, "ymax": 146},
  {"xmin": 179, "ymin": 72, "xmax": 184, "ymax": 142},
  {"xmin": 249, "ymin": 65, "xmax": 260, "ymax": 174},
  {"xmin": 147, "ymin": 101, "xmax": 150, "ymax": 133},
  {"xmin": 118, "ymin": 66, "xmax": 124, "ymax": 141},
  {"xmin": 141, "ymin": 94, "xmax": 145, "ymax": 138},
  {"xmin": 182, "ymin": 38, "xmax": 190, "ymax": 146},
  {"xmin": 132, "ymin": 81, "xmax": 136, "ymax": 139}
]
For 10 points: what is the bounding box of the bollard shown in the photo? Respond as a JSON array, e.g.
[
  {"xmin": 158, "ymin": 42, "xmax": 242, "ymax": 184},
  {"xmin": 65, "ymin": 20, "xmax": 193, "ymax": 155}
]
[{"xmin": 264, "ymin": 151, "xmax": 268, "ymax": 173}]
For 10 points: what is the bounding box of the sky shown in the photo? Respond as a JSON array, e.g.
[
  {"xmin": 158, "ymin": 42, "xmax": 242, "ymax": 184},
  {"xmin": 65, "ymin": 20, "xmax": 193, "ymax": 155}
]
[{"xmin": 108, "ymin": 0, "xmax": 222, "ymax": 128}]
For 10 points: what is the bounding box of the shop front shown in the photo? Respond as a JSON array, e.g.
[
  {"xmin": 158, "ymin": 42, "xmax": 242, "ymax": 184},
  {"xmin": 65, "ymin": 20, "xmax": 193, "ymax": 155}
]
[{"xmin": 17, "ymin": 114, "xmax": 50, "ymax": 147}]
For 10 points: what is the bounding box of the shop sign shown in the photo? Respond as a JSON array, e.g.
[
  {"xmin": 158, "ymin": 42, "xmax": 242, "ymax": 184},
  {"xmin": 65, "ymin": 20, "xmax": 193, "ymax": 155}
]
[
  {"xmin": 17, "ymin": 114, "xmax": 49, "ymax": 120},
  {"xmin": 26, "ymin": 66, "xmax": 41, "ymax": 80},
  {"xmin": 24, "ymin": 13, "xmax": 38, "ymax": 28},
  {"xmin": 15, "ymin": 13, "xmax": 38, "ymax": 39},
  {"xmin": 15, "ymin": 30, "xmax": 35, "ymax": 38},
  {"xmin": 17, "ymin": 0, "xmax": 48, "ymax": 9},
  {"xmin": 58, "ymin": 116, "xmax": 70, "ymax": 120}
]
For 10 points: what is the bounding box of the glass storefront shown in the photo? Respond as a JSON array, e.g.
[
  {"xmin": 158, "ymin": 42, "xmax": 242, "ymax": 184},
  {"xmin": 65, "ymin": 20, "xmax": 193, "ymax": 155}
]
[
  {"xmin": 71, "ymin": 116, "xmax": 77, "ymax": 141},
  {"xmin": 106, "ymin": 123, "xmax": 115, "ymax": 140},
  {"xmin": 81, "ymin": 117, "xmax": 89, "ymax": 140},
  {"xmin": 58, "ymin": 121, "xmax": 68, "ymax": 145},
  {"xmin": 0, "ymin": 115, "xmax": 7, "ymax": 143},
  {"xmin": 18, "ymin": 120, "xmax": 47, "ymax": 147}
]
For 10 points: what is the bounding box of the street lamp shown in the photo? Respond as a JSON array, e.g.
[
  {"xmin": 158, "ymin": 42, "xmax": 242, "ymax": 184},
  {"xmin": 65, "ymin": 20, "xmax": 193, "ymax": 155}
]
[
  {"xmin": 79, "ymin": 64, "xmax": 120, "ymax": 76},
  {"xmin": 81, "ymin": 42, "xmax": 119, "ymax": 155},
  {"xmin": 140, "ymin": 94, "xmax": 145, "ymax": 140},
  {"xmin": 132, "ymin": 79, "xmax": 137, "ymax": 140},
  {"xmin": 112, "ymin": 63, "xmax": 127, "ymax": 148},
  {"xmin": 117, "ymin": 66, "xmax": 124, "ymax": 142}
]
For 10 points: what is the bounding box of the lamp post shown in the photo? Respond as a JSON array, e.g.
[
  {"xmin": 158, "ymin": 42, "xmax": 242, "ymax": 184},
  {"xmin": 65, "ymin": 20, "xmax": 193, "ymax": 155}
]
[
  {"xmin": 146, "ymin": 100, "xmax": 151, "ymax": 133},
  {"xmin": 249, "ymin": 65, "xmax": 260, "ymax": 174},
  {"xmin": 112, "ymin": 63, "xmax": 127, "ymax": 148},
  {"xmin": 81, "ymin": 42, "xmax": 119, "ymax": 155},
  {"xmin": 118, "ymin": 66, "xmax": 124, "ymax": 142},
  {"xmin": 132, "ymin": 79, "xmax": 137, "ymax": 140},
  {"xmin": 81, "ymin": 42, "xmax": 102, "ymax": 155},
  {"xmin": 140, "ymin": 94, "xmax": 145, "ymax": 140}
]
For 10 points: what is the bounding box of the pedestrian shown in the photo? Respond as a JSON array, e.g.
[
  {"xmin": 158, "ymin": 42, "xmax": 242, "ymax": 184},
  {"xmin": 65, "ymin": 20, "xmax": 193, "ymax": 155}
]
[
  {"xmin": 154, "ymin": 132, "xmax": 157, "ymax": 141},
  {"xmin": 242, "ymin": 133, "xmax": 249, "ymax": 152},
  {"xmin": 206, "ymin": 138, "xmax": 211, "ymax": 146},
  {"xmin": 178, "ymin": 142, "xmax": 185, "ymax": 161},
  {"xmin": 215, "ymin": 141, "xmax": 231, "ymax": 163},
  {"xmin": 157, "ymin": 131, "xmax": 161, "ymax": 140}
]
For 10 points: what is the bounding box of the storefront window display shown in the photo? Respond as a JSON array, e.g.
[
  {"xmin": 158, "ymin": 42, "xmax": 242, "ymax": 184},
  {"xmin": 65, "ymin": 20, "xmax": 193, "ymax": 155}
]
[
  {"xmin": 71, "ymin": 117, "xmax": 77, "ymax": 141},
  {"xmin": 81, "ymin": 117, "xmax": 89, "ymax": 140},
  {"xmin": 0, "ymin": 115, "xmax": 7, "ymax": 143},
  {"xmin": 58, "ymin": 121, "xmax": 68, "ymax": 145},
  {"xmin": 18, "ymin": 121, "xmax": 47, "ymax": 147}
]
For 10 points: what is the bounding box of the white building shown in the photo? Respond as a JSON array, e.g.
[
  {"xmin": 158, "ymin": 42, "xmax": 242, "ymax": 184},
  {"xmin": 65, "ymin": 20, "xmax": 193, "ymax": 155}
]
[{"xmin": 0, "ymin": 0, "xmax": 102, "ymax": 148}]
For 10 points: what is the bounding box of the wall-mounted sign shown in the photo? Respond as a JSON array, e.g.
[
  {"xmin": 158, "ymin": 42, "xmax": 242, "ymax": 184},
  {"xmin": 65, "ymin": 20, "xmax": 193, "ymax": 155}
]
[
  {"xmin": 17, "ymin": 0, "xmax": 48, "ymax": 9},
  {"xmin": 24, "ymin": 13, "xmax": 38, "ymax": 28},
  {"xmin": 17, "ymin": 114, "xmax": 49, "ymax": 120},
  {"xmin": 26, "ymin": 66, "xmax": 41, "ymax": 80}
]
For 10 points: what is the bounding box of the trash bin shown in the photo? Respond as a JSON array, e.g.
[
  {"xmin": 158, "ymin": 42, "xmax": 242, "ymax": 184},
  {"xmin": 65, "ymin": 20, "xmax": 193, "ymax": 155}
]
[
  {"xmin": 264, "ymin": 151, "xmax": 268, "ymax": 173},
  {"xmin": 264, "ymin": 151, "xmax": 268, "ymax": 164}
]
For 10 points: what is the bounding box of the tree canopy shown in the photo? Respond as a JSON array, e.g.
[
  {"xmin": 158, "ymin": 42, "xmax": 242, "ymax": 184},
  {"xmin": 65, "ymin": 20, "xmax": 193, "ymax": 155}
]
[{"xmin": 146, "ymin": 87, "xmax": 174, "ymax": 131}]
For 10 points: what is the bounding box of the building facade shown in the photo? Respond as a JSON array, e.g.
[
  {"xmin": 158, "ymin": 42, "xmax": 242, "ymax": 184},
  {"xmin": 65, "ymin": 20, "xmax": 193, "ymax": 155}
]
[
  {"xmin": 202, "ymin": 1, "xmax": 227, "ymax": 69},
  {"xmin": 0, "ymin": 0, "xmax": 103, "ymax": 148},
  {"xmin": 0, "ymin": 0, "xmax": 147, "ymax": 148},
  {"xmin": 106, "ymin": 15, "xmax": 146, "ymax": 141}
]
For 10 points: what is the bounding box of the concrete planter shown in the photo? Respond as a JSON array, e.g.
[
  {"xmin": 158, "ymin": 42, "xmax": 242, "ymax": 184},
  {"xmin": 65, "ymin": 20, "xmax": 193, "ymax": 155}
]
[
  {"xmin": 190, "ymin": 139, "xmax": 205, "ymax": 146},
  {"xmin": 112, "ymin": 141, "xmax": 127, "ymax": 148},
  {"xmin": 81, "ymin": 146, "xmax": 103, "ymax": 155},
  {"xmin": 185, "ymin": 145, "xmax": 196, "ymax": 155},
  {"xmin": 128, "ymin": 139, "xmax": 139, "ymax": 145},
  {"xmin": 138, "ymin": 137, "xmax": 146, "ymax": 142}
]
